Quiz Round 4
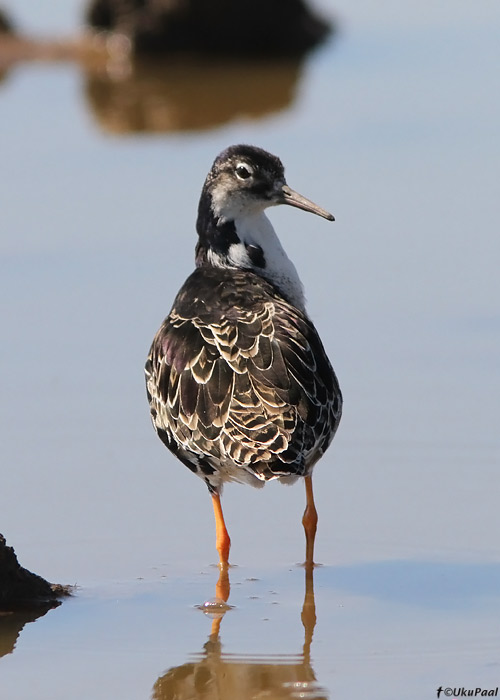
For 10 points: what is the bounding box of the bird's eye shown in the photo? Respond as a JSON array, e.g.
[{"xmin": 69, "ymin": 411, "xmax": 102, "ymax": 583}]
[{"xmin": 235, "ymin": 163, "xmax": 253, "ymax": 180}]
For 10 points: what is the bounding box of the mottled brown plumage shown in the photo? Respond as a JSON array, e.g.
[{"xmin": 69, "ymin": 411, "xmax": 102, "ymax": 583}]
[{"xmin": 146, "ymin": 267, "xmax": 341, "ymax": 493}]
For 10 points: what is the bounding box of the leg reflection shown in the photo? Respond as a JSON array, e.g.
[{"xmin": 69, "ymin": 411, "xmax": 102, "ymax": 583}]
[
  {"xmin": 301, "ymin": 565, "xmax": 317, "ymax": 663},
  {"xmin": 198, "ymin": 563, "xmax": 232, "ymax": 636},
  {"xmin": 215, "ymin": 564, "xmax": 230, "ymax": 604},
  {"xmin": 210, "ymin": 566, "xmax": 231, "ymax": 637},
  {"xmin": 154, "ymin": 565, "xmax": 327, "ymax": 699}
]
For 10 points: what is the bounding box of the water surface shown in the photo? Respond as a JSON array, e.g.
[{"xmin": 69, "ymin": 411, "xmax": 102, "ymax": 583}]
[{"xmin": 1, "ymin": 1, "xmax": 500, "ymax": 698}]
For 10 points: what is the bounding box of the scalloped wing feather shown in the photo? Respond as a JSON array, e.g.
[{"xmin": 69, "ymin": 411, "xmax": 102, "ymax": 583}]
[{"xmin": 145, "ymin": 270, "xmax": 342, "ymax": 490}]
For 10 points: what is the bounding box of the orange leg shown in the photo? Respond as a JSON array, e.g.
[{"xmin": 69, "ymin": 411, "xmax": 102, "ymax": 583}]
[
  {"xmin": 302, "ymin": 475, "xmax": 318, "ymax": 569},
  {"xmin": 212, "ymin": 492, "xmax": 231, "ymax": 569}
]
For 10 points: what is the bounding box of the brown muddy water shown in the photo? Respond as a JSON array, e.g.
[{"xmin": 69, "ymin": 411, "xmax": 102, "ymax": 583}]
[{"xmin": 1, "ymin": 1, "xmax": 500, "ymax": 698}]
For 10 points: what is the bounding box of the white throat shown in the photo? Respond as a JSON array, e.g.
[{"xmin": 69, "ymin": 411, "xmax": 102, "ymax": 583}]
[{"xmin": 232, "ymin": 211, "xmax": 305, "ymax": 312}]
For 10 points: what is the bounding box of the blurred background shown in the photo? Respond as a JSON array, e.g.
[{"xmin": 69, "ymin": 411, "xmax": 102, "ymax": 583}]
[{"xmin": 1, "ymin": 1, "xmax": 499, "ymax": 698}]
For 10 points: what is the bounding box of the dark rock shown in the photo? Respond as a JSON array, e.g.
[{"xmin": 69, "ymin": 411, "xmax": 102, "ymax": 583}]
[
  {"xmin": 0, "ymin": 533, "xmax": 71, "ymax": 611},
  {"xmin": 86, "ymin": 0, "xmax": 332, "ymax": 56},
  {"xmin": 0, "ymin": 7, "xmax": 14, "ymax": 34}
]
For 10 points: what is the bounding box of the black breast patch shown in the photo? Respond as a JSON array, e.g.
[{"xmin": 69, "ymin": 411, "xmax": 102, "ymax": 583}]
[{"xmin": 245, "ymin": 243, "xmax": 266, "ymax": 268}]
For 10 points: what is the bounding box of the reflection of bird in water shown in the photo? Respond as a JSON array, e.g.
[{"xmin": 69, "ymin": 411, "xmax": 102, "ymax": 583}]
[
  {"xmin": 84, "ymin": 57, "xmax": 303, "ymax": 134},
  {"xmin": 145, "ymin": 145, "xmax": 342, "ymax": 572},
  {"xmin": 152, "ymin": 568, "xmax": 327, "ymax": 700}
]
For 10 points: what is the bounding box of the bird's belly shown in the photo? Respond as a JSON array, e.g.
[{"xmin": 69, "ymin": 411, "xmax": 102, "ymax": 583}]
[{"xmin": 167, "ymin": 422, "xmax": 325, "ymax": 494}]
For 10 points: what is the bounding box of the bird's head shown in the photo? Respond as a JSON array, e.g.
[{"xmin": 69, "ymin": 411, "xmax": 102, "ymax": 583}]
[
  {"xmin": 199, "ymin": 144, "xmax": 334, "ymax": 224},
  {"xmin": 195, "ymin": 145, "xmax": 334, "ymax": 310}
]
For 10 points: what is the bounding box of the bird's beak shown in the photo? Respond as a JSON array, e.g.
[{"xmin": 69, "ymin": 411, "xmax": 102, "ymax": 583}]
[{"xmin": 279, "ymin": 184, "xmax": 335, "ymax": 221}]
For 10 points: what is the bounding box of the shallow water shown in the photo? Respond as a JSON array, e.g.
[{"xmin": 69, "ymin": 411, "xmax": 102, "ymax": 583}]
[{"xmin": 1, "ymin": 1, "xmax": 500, "ymax": 698}]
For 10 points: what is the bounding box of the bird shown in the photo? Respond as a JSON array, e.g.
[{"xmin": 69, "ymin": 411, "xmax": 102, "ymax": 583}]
[{"xmin": 145, "ymin": 144, "xmax": 342, "ymax": 571}]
